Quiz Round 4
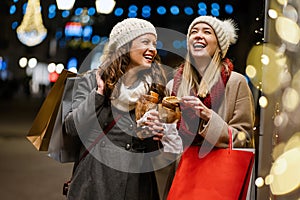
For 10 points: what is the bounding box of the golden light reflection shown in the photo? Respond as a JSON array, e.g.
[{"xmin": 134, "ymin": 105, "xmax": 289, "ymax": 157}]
[
  {"xmin": 237, "ymin": 131, "xmax": 246, "ymax": 142},
  {"xmin": 282, "ymin": 87, "xmax": 299, "ymax": 112},
  {"xmin": 245, "ymin": 65, "xmax": 257, "ymax": 78},
  {"xmin": 279, "ymin": 71, "xmax": 291, "ymax": 88},
  {"xmin": 274, "ymin": 112, "xmax": 288, "ymax": 127},
  {"xmin": 272, "ymin": 142, "xmax": 285, "ymax": 161},
  {"xmin": 273, "ymin": 157, "xmax": 287, "ymax": 175},
  {"xmin": 16, "ymin": 0, "xmax": 47, "ymax": 46},
  {"xmin": 246, "ymin": 44, "xmax": 284, "ymax": 94},
  {"xmin": 283, "ymin": 5, "xmax": 298, "ymax": 22},
  {"xmin": 255, "ymin": 177, "xmax": 265, "ymax": 187},
  {"xmin": 284, "ymin": 132, "xmax": 300, "ymax": 152},
  {"xmin": 259, "ymin": 96, "xmax": 268, "ymax": 108},
  {"xmin": 262, "ymin": 46, "xmax": 285, "ymax": 94},
  {"xmin": 270, "ymin": 147, "xmax": 300, "ymax": 195},
  {"xmin": 246, "ymin": 45, "xmax": 263, "ymax": 89},
  {"xmin": 265, "ymin": 174, "xmax": 274, "ymax": 185},
  {"xmin": 276, "ymin": 0, "xmax": 288, "ymax": 5},
  {"xmin": 275, "ymin": 53, "xmax": 287, "ymax": 67},
  {"xmin": 292, "ymin": 69, "xmax": 300, "ymax": 92},
  {"xmin": 268, "ymin": 9, "xmax": 278, "ymax": 19},
  {"xmin": 275, "ymin": 16, "xmax": 300, "ymax": 45},
  {"xmin": 261, "ymin": 54, "xmax": 270, "ymax": 65}
]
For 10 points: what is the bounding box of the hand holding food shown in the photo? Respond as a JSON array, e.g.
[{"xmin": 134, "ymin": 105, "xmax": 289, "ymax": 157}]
[{"xmin": 158, "ymin": 96, "xmax": 181, "ymax": 123}]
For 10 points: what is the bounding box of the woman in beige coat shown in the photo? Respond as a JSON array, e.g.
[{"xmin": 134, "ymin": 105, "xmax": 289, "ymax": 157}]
[
  {"xmin": 166, "ymin": 15, "xmax": 255, "ymax": 152},
  {"xmin": 161, "ymin": 15, "xmax": 256, "ymax": 199}
]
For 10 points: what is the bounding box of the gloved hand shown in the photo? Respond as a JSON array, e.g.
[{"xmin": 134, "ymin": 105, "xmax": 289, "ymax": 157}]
[
  {"xmin": 137, "ymin": 109, "xmax": 183, "ymax": 154},
  {"xmin": 136, "ymin": 109, "xmax": 157, "ymax": 139},
  {"xmin": 161, "ymin": 123, "xmax": 183, "ymax": 154}
]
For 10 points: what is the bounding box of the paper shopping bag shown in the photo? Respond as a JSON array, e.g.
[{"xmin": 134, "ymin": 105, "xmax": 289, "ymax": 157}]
[
  {"xmin": 26, "ymin": 70, "xmax": 76, "ymax": 151},
  {"xmin": 47, "ymin": 76, "xmax": 81, "ymax": 163},
  {"xmin": 167, "ymin": 146, "xmax": 255, "ymax": 200},
  {"xmin": 167, "ymin": 129, "xmax": 255, "ymax": 200}
]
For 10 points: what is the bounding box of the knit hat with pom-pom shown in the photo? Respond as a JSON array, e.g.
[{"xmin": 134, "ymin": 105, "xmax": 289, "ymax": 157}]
[
  {"xmin": 108, "ymin": 18, "xmax": 157, "ymax": 51},
  {"xmin": 187, "ymin": 15, "xmax": 238, "ymax": 58}
]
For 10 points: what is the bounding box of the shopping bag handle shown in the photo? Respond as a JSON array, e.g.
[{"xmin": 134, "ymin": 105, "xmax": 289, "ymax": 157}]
[{"xmin": 228, "ymin": 128, "xmax": 233, "ymax": 153}]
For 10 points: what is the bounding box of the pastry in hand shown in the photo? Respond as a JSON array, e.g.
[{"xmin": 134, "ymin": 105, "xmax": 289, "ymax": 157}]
[
  {"xmin": 158, "ymin": 96, "xmax": 181, "ymax": 123},
  {"xmin": 135, "ymin": 91, "xmax": 159, "ymax": 122}
]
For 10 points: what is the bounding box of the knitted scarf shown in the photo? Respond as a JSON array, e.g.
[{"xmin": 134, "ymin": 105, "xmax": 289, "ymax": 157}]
[{"xmin": 172, "ymin": 58, "xmax": 234, "ymax": 137}]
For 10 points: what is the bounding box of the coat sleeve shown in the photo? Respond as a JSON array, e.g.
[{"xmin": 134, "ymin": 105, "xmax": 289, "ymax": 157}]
[
  {"xmin": 199, "ymin": 72, "xmax": 255, "ymax": 148},
  {"xmin": 64, "ymin": 70, "xmax": 106, "ymax": 145}
]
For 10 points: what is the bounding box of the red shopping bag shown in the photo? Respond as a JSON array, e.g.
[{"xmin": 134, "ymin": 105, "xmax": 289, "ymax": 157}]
[{"xmin": 167, "ymin": 130, "xmax": 255, "ymax": 200}]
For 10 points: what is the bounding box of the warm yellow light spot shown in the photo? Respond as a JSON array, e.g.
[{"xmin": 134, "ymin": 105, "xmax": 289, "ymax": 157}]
[
  {"xmin": 47, "ymin": 63, "xmax": 56, "ymax": 73},
  {"xmin": 280, "ymin": 71, "xmax": 291, "ymax": 87},
  {"xmin": 255, "ymin": 177, "xmax": 264, "ymax": 187},
  {"xmin": 246, "ymin": 45, "xmax": 263, "ymax": 89},
  {"xmin": 283, "ymin": 5, "xmax": 298, "ymax": 22},
  {"xmin": 292, "ymin": 69, "xmax": 300, "ymax": 92},
  {"xmin": 276, "ymin": 16, "xmax": 300, "ymax": 45},
  {"xmin": 261, "ymin": 45, "xmax": 283, "ymax": 94},
  {"xmin": 270, "ymin": 147, "xmax": 300, "ymax": 195},
  {"xmin": 274, "ymin": 112, "xmax": 288, "ymax": 128},
  {"xmin": 56, "ymin": 63, "xmax": 64, "ymax": 74},
  {"xmin": 273, "ymin": 157, "xmax": 287, "ymax": 175},
  {"xmin": 268, "ymin": 9, "xmax": 278, "ymax": 19},
  {"xmin": 246, "ymin": 65, "xmax": 257, "ymax": 78},
  {"xmin": 261, "ymin": 54, "xmax": 269, "ymax": 65},
  {"xmin": 259, "ymin": 96, "xmax": 268, "ymax": 108},
  {"xmin": 277, "ymin": 0, "xmax": 287, "ymax": 5},
  {"xmin": 28, "ymin": 57, "xmax": 37, "ymax": 68},
  {"xmin": 275, "ymin": 54, "xmax": 287, "ymax": 67},
  {"xmin": 237, "ymin": 132, "xmax": 246, "ymax": 142},
  {"xmin": 284, "ymin": 132, "xmax": 300, "ymax": 152},
  {"xmin": 19, "ymin": 57, "xmax": 28, "ymax": 68},
  {"xmin": 246, "ymin": 44, "xmax": 282, "ymax": 94},
  {"xmin": 282, "ymin": 88, "xmax": 299, "ymax": 112},
  {"xmin": 265, "ymin": 174, "xmax": 274, "ymax": 185},
  {"xmin": 272, "ymin": 142, "xmax": 286, "ymax": 161}
]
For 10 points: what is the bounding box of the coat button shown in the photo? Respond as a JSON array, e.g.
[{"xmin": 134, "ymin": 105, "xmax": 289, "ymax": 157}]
[
  {"xmin": 129, "ymin": 124, "xmax": 134, "ymax": 130},
  {"xmin": 100, "ymin": 140, "xmax": 106, "ymax": 147},
  {"xmin": 125, "ymin": 143, "xmax": 131, "ymax": 150}
]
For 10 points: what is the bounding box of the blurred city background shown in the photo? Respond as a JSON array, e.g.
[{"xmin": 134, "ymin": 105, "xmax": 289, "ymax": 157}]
[{"xmin": 0, "ymin": 0, "xmax": 300, "ymax": 199}]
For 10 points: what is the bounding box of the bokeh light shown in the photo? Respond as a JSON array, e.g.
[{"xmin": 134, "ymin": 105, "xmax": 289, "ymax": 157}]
[
  {"xmin": 255, "ymin": 177, "xmax": 264, "ymax": 187},
  {"xmin": 275, "ymin": 16, "xmax": 300, "ymax": 45},
  {"xmin": 259, "ymin": 96, "xmax": 268, "ymax": 108},
  {"xmin": 282, "ymin": 87, "xmax": 299, "ymax": 112},
  {"xmin": 269, "ymin": 147, "xmax": 300, "ymax": 195},
  {"xmin": 284, "ymin": 132, "xmax": 300, "ymax": 153}
]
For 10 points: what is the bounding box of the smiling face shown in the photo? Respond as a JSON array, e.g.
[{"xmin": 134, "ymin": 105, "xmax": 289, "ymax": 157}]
[
  {"xmin": 128, "ymin": 33, "xmax": 157, "ymax": 73},
  {"xmin": 188, "ymin": 22, "xmax": 219, "ymax": 59}
]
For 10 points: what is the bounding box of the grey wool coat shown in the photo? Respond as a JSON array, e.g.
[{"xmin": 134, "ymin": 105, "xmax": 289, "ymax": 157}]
[{"xmin": 64, "ymin": 69, "xmax": 161, "ymax": 200}]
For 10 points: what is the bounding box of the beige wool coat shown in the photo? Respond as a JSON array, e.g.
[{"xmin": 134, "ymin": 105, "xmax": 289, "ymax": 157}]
[{"xmin": 166, "ymin": 71, "xmax": 255, "ymax": 149}]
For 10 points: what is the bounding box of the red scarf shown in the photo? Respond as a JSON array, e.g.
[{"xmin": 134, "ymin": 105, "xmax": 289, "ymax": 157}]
[{"xmin": 172, "ymin": 58, "xmax": 233, "ymax": 138}]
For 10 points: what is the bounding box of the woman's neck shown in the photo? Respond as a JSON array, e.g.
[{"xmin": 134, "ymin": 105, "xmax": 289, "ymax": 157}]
[
  {"xmin": 123, "ymin": 70, "xmax": 138, "ymax": 87},
  {"xmin": 193, "ymin": 57, "xmax": 211, "ymax": 77}
]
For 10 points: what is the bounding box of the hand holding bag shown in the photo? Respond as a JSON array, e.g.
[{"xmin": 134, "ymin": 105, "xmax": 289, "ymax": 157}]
[
  {"xmin": 47, "ymin": 76, "xmax": 81, "ymax": 163},
  {"xmin": 26, "ymin": 70, "xmax": 76, "ymax": 151},
  {"xmin": 167, "ymin": 128, "xmax": 255, "ymax": 200}
]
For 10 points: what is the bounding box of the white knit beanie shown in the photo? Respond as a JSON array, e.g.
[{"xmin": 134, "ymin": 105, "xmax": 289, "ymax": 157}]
[
  {"xmin": 187, "ymin": 15, "xmax": 238, "ymax": 58},
  {"xmin": 108, "ymin": 18, "xmax": 157, "ymax": 50}
]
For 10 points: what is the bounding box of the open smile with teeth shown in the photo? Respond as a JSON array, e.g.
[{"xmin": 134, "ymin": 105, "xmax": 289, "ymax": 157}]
[
  {"xmin": 193, "ymin": 43, "xmax": 206, "ymax": 49},
  {"xmin": 144, "ymin": 55, "xmax": 153, "ymax": 62}
]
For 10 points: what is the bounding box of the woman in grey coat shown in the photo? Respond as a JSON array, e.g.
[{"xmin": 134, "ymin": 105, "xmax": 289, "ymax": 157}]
[{"xmin": 64, "ymin": 18, "xmax": 168, "ymax": 200}]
